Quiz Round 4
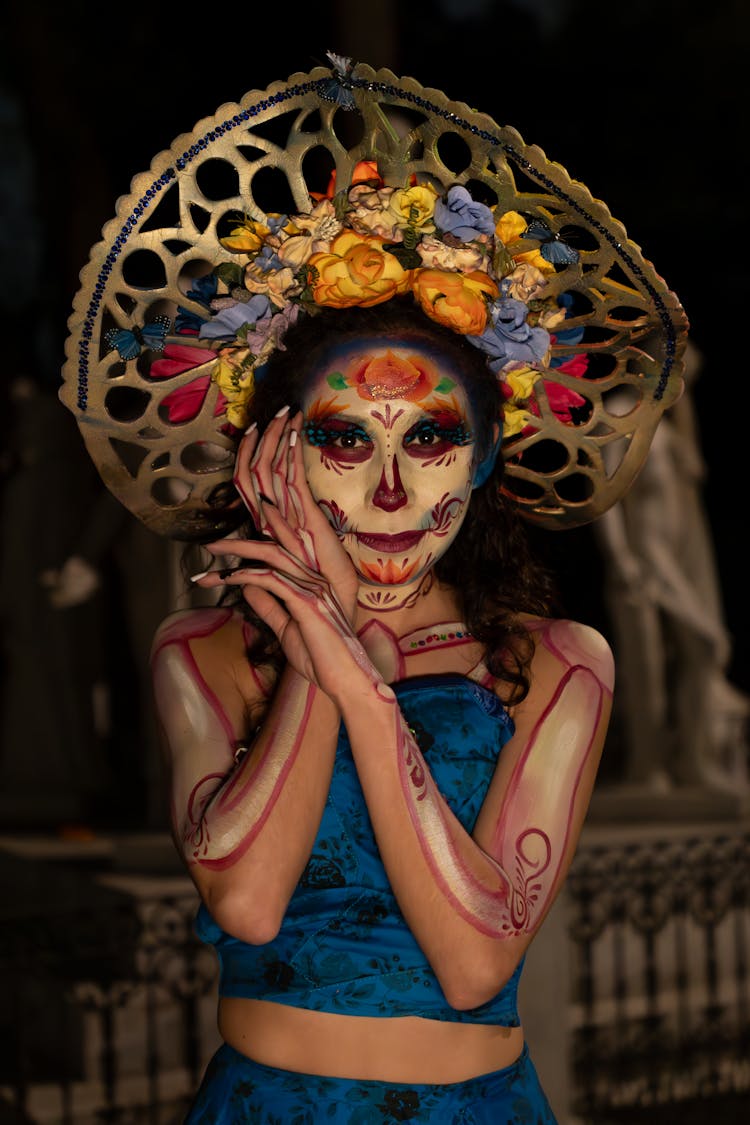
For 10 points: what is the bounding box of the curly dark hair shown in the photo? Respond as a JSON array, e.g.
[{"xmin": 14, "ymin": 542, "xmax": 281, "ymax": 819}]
[{"xmin": 230, "ymin": 299, "xmax": 557, "ymax": 702}]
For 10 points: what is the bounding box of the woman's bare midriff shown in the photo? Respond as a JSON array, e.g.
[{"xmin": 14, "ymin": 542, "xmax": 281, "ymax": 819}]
[{"xmin": 218, "ymin": 997, "xmax": 525, "ymax": 1083}]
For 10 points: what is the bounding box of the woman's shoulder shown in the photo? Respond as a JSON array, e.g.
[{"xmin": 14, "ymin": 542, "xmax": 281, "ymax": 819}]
[
  {"xmin": 520, "ymin": 614, "xmax": 615, "ymax": 688},
  {"xmin": 150, "ymin": 604, "xmax": 247, "ymax": 659},
  {"xmin": 150, "ymin": 605, "xmax": 274, "ymax": 706}
]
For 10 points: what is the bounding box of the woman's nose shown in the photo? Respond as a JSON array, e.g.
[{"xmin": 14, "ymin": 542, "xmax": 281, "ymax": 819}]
[{"xmin": 372, "ymin": 455, "xmax": 408, "ymax": 512}]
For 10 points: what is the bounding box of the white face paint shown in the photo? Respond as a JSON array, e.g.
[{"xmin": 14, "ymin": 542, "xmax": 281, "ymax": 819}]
[{"xmin": 301, "ymin": 341, "xmax": 477, "ymax": 587}]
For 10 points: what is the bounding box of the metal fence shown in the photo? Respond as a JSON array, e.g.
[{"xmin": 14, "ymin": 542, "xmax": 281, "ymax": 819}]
[
  {"xmin": 566, "ymin": 828, "xmax": 750, "ymax": 1124},
  {"xmin": 1, "ymin": 827, "xmax": 749, "ymax": 1123}
]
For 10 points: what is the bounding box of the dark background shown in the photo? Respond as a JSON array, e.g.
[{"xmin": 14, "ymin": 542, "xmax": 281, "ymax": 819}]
[{"xmin": 2, "ymin": 0, "xmax": 747, "ymax": 776}]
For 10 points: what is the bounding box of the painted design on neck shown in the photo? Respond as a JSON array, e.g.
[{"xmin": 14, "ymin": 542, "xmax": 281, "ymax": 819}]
[{"xmin": 357, "ymin": 571, "xmax": 434, "ymax": 611}]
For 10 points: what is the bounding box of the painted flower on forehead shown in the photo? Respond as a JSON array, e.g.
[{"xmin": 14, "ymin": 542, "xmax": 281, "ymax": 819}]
[
  {"xmin": 435, "ymin": 186, "xmax": 496, "ymax": 243},
  {"xmin": 308, "ymin": 230, "xmax": 413, "ymax": 307},
  {"xmin": 413, "ymin": 268, "xmax": 499, "ymax": 336},
  {"xmin": 327, "ymin": 348, "xmax": 457, "ymax": 404}
]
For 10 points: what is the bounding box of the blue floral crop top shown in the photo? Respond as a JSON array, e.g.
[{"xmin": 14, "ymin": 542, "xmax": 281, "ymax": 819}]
[{"xmin": 194, "ymin": 673, "xmax": 523, "ymax": 1025}]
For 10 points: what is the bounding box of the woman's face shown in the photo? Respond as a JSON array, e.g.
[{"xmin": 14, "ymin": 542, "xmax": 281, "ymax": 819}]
[{"xmin": 300, "ymin": 339, "xmax": 478, "ymax": 587}]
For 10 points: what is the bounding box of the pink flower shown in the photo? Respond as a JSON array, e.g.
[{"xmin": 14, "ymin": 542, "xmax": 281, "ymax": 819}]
[{"xmin": 151, "ymin": 343, "xmax": 227, "ymax": 424}]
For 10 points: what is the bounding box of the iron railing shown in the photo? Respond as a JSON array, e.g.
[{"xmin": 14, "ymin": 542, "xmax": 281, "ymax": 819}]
[
  {"xmin": 1, "ymin": 827, "xmax": 749, "ymax": 1123},
  {"xmin": 566, "ymin": 828, "xmax": 750, "ymax": 1124}
]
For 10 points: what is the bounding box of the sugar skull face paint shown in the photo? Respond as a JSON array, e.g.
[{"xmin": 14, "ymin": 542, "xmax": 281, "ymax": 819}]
[{"xmin": 301, "ymin": 341, "xmax": 478, "ymax": 588}]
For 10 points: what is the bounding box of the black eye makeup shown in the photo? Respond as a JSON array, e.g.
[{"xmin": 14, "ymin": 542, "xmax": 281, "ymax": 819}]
[
  {"xmin": 403, "ymin": 416, "xmax": 474, "ymax": 450},
  {"xmin": 303, "ymin": 418, "xmax": 373, "ymax": 463}
]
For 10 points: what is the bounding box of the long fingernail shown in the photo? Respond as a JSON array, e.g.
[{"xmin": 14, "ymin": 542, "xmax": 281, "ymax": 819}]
[
  {"xmin": 189, "ymin": 571, "xmax": 209, "ymax": 582},
  {"xmin": 244, "ymin": 422, "xmax": 257, "ymax": 435},
  {"xmin": 289, "ymin": 429, "xmax": 298, "ymax": 447},
  {"xmin": 274, "ymin": 404, "xmax": 291, "ymax": 417}
]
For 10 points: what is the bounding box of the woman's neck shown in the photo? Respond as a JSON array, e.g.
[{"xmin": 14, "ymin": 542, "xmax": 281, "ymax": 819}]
[
  {"xmin": 353, "ymin": 572, "xmax": 477, "ymax": 683},
  {"xmin": 353, "ymin": 572, "xmax": 464, "ymax": 639}
]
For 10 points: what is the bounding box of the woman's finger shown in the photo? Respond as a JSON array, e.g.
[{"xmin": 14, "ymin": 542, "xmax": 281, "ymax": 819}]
[
  {"xmin": 249, "ymin": 405, "xmax": 291, "ymax": 502},
  {"xmin": 232, "ymin": 425, "xmax": 261, "ymax": 521},
  {"xmin": 234, "ymin": 406, "xmax": 291, "ymax": 534},
  {"xmin": 240, "ymin": 585, "xmax": 291, "ymax": 638}
]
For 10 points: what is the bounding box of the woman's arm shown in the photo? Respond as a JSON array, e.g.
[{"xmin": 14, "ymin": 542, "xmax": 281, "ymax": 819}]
[
  {"xmin": 151, "ymin": 606, "xmax": 341, "ymax": 945},
  {"xmin": 331, "ymin": 617, "xmax": 612, "ymax": 1009},
  {"xmin": 152, "ymin": 408, "xmax": 356, "ymax": 944}
]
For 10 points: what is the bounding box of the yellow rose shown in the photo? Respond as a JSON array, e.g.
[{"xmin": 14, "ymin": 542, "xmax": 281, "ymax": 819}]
[
  {"xmin": 511, "ymin": 248, "xmax": 556, "ymax": 276},
  {"xmin": 212, "ymin": 349, "xmax": 256, "ymax": 429},
  {"xmin": 220, "ymin": 218, "xmax": 271, "ymax": 254},
  {"xmin": 502, "ymin": 403, "xmax": 534, "ymax": 438},
  {"xmin": 495, "ymin": 210, "xmax": 529, "ymax": 245},
  {"xmin": 308, "ymin": 231, "xmax": 412, "ymax": 308},
  {"xmin": 504, "ymin": 365, "xmax": 540, "ymax": 403},
  {"xmin": 412, "ymin": 268, "xmax": 499, "ymax": 336},
  {"xmin": 495, "ymin": 212, "xmax": 556, "ymax": 276},
  {"xmin": 389, "ymin": 184, "xmax": 439, "ymax": 232}
]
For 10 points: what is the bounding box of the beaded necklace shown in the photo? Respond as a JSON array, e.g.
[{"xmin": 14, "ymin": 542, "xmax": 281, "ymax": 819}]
[{"xmin": 398, "ymin": 622, "xmax": 475, "ymax": 653}]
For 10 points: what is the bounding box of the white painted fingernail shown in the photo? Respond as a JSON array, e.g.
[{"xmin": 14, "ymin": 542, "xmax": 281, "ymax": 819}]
[
  {"xmin": 244, "ymin": 422, "xmax": 257, "ymax": 435},
  {"xmin": 189, "ymin": 571, "xmax": 209, "ymax": 582},
  {"xmin": 275, "ymin": 404, "xmax": 291, "ymax": 417},
  {"xmin": 289, "ymin": 429, "xmax": 298, "ymax": 447}
]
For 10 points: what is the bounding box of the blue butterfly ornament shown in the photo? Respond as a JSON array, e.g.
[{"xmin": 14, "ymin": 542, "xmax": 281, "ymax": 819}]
[
  {"xmin": 320, "ymin": 50, "xmax": 357, "ymax": 110},
  {"xmin": 105, "ymin": 315, "xmax": 172, "ymax": 360},
  {"xmin": 523, "ymin": 219, "xmax": 580, "ymax": 267}
]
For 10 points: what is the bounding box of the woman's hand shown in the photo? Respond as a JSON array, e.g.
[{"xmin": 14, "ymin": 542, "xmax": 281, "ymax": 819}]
[
  {"xmin": 193, "ymin": 408, "xmax": 372, "ymax": 697},
  {"xmin": 235, "ymin": 407, "xmax": 359, "ymax": 619}
]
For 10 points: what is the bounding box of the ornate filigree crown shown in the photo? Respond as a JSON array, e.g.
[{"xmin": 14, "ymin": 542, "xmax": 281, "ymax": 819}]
[{"xmin": 61, "ymin": 53, "xmax": 688, "ymax": 540}]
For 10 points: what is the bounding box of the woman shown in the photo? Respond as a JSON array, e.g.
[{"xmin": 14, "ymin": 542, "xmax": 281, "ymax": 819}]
[
  {"xmin": 150, "ymin": 299, "xmax": 613, "ymax": 1121},
  {"xmin": 59, "ymin": 54, "xmax": 687, "ymax": 1122}
]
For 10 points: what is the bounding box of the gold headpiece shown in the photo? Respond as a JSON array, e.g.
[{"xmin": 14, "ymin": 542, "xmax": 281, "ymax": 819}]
[{"xmin": 60, "ymin": 54, "xmax": 688, "ymax": 540}]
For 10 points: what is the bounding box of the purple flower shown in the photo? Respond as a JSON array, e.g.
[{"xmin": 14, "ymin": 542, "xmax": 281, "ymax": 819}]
[
  {"xmin": 199, "ymin": 294, "xmax": 273, "ymax": 340},
  {"xmin": 469, "ymin": 297, "xmax": 551, "ymax": 370},
  {"xmin": 434, "ymin": 185, "xmax": 496, "ymax": 242}
]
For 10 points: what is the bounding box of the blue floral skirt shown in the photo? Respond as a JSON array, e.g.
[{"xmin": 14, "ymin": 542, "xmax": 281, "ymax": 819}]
[{"xmin": 183, "ymin": 1041, "xmax": 557, "ymax": 1123}]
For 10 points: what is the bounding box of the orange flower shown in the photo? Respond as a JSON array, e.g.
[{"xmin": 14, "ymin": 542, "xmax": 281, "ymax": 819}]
[
  {"xmin": 310, "ymin": 160, "xmax": 383, "ymax": 201},
  {"xmin": 412, "ymin": 269, "xmax": 498, "ymax": 336},
  {"xmin": 308, "ymin": 231, "xmax": 413, "ymax": 308}
]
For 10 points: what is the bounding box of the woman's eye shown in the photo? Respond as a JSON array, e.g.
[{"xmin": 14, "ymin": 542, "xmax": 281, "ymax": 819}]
[
  {"xmin": 335, "ymin": 431, "xmax": 365, "ymax": 448},
  {"xmin": 404, "ymin": 421, "xmax": 473, "ymax": 451},
  {"xmin": 303, "ymin": 420, "xmax": 372, "ymax": 461}
]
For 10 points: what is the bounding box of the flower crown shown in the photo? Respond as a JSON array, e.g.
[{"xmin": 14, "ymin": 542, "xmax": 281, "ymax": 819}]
[
  {"xmin": 65, "ymin": 57, "xmax": 686, "ymax": 540},
  {"xmin": 141, "ymin": 162, "xmax": 585, "ymax": 442}
]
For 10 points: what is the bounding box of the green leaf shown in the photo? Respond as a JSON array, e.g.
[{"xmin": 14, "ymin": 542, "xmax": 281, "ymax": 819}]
[
  {"xmin": 383, "ymin": 243, "xmax": 422, "ymax": 269},
  {"xmin": 214, "ymin": 262, "xmax": 244, "ymax": 288}
]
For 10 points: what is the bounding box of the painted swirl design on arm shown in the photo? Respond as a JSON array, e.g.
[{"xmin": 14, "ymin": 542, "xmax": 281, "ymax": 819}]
[
  {"xmin": 152, "ymin": 615, "xmax": 315, "ymax": 870},
  {"xmin": 380, "ymin": 620, "xmax": 613, "ymax": 937}
]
